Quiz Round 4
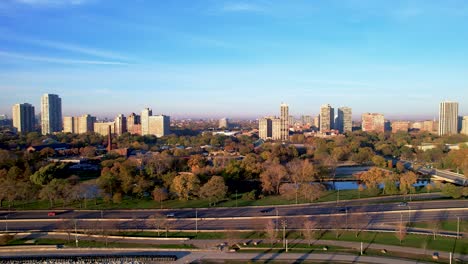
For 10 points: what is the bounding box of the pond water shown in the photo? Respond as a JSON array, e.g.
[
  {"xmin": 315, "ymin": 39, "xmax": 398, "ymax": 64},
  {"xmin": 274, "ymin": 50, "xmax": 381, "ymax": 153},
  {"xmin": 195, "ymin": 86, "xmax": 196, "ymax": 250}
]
[{"xmin": 322, "ymin": 180, "xmax": 432, "ymax": 191}]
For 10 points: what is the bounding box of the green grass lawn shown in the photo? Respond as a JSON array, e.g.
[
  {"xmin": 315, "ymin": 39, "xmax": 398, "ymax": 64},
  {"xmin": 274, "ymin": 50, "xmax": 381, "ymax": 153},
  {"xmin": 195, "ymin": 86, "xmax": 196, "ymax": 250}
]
[
  {"xmin": 5, "ymin": 237, "xmax": 196, "ymax": 249},
  {"xmin": 410, "ymin": 220, "xmax": 468, "ymax": 233},
  {"xmin": 115, "ymin": 229, "xmax": 467, "ymax": 255}
]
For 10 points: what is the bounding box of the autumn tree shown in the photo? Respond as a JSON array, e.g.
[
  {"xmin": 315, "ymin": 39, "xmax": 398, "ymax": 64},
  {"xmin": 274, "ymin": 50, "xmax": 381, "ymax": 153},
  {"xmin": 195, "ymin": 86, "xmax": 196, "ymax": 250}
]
[
  {"xmin": 171, "ymin": 173, "xmax": 200, "ymax": 200},
  {"xmin": 371, "ymin": 155, "xmax": 387, "ymax": 168},
  {"xmin": 80, "ymin": 146, "xmax": 97, "ymax": 158},
  {"xmin": 152, "ymin": 186, "xmax": 169, "ymax": 209},
  {"xmin": 396, "ymin": 220, "xmax": 407, "ymax": 244},
  {"xmin": 265, "ymin": 219, "xmax": 277, "ymax": 246},
  {"xmin": 144, "ymin": 153, "xmax": 174, "ymax": 178},
  {"xmin": 287, "ymin": 159, "xmax": 318, "ymax": 203},
  {"xmin": 260, "ymin": 163, "xmax": 287, "ymax": 194},
  {"xmin": 199, "ymin": 176, "xmax": 228, "ymax": 206},
  {"xmin": 299, "ymin": 184, "xmax": 325, "ymax": 202},
  {"xmin": 147, "ymin": 213, "xmax": 167, "ymax": 236},
  {"xmin": 302, "ymin": 219, "xmax": 316, "ymax": 246},
  {"xmin": 39, "ymin": 179, "xmax": 71, "ymax": 207},
  {"xmin": 355, "ymin": 167, "xmax": 389, "ymax": 194},
  {"xmin": 399, "ymin": 171, "xmax": 418, "ymax": 195},
  {"xmin": 187, "ymin": 154, "xmax": 207, "ymax": 172}
]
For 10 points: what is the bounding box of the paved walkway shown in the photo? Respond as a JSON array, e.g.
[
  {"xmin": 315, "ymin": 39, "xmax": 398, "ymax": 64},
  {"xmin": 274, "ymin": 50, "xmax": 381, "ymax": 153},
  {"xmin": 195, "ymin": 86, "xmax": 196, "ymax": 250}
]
[
  {"xmin": 186, "ymin": 238, "xmax": 467, "ymax": 261},
  {"xmin": 176, "ymin": 252, "xmax": 434, "ymax": 264},
  {"xmin": 10, "ymin": 232, "xmax": 467, "ymax": 262}
]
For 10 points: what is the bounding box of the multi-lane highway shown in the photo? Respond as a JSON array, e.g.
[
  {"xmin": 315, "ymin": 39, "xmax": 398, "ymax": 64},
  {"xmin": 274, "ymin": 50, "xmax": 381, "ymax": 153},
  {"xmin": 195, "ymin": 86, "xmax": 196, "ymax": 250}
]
[{"xmin": 1, "ymin": 200, "xmax": 466, "ymax": 232}]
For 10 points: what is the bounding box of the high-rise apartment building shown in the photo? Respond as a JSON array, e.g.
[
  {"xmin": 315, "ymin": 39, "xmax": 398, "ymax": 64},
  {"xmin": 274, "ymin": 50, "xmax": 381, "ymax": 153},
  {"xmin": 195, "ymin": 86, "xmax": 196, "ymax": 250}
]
[
  {"xmin": 41, "ymin": 94, "xmax": 62, "ymax": 135},
  {"xmin": 114, "ymin": 114, "xmax": 127, "ymax": 135},
  {"xmin": 320, "ymin": 104, "xmax": 334, "ymax": 132},
  {"xmin": 219, "ymin": 118, "xmax": 229, "ymax": 129},
  {"xmin": 141, "ymin": 108, "xmax": 152, "ymax": 136},
  {"xmin": 12, "ymin": 103, "xmax": 35, "ymax": 133},
  {"xmin": 301, "ymin": 115, "xmax": 312, "ymax": 126},
  {"xmin": 460, "ymin": 116, "xmax": 468, "ymax": 135},
  {"xmin": 438, "ymin": 101, "xmax": 459, "ymax": 136},
  {"xmin": 421, "ymin": 120, "xmax": 436, "ymax": 133},
  {"xmin": 259, "ymin": 117, "xmax": 273, "ymax": 139},
  {"xmin": 272, "ymin": 117, "xmax": 282, "ymax": 140},
  {"xmin": 336, "ymin": 107, "xmax": 352, "ymax": 133},
  {"xmin": 127, "ymin": 113, "xmax": 141, "ymax": 135},
  {"xmin": 63, "ymin": 114, "xmax": 95, "ymax": 134},
  {"xmin": 280, "ymin": 103, "xmax": 289, "ymax": 140},
  {"xmin": 362, "ymin": 113, "xmax": 385, "ymax": 133},
  {"xmin": 63, "ymin": 116, "xmax": 75, "ymax": 133},
  {"xmin": 78, "ymin": 114, "xmax": 95, "ymax": 134},
  {"xmin": 391, "ymin": 121, "xmax": 410, "ymax": 133},
  {"xmin": 258, "ymin": 116, "xmax": 281, "ymax": 140},
  {"xmin": 94, "ymin": 122, "xmax": 115, "ymax": 136},
  {"xmin": 148, "ymin": 115, "xmax": 170, "ymax": 137},
  {"xmin": 313, "ymin": 116, "xmax": 320, "ymax": 129}
]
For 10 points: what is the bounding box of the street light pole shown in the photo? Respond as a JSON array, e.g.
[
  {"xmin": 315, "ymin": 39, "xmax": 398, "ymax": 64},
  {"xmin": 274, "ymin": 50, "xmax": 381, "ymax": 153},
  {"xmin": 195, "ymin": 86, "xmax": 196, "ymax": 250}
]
[
  {"xmin": 407, "ymin": 206, "xmax": 411, "ymax": 225},
  {"xmin": 235, "ymin": 190, "xmax": 238, "ymax": 207},
  {"xmin": 281, "ymin": 220, "xmax": 287, "ymax": 248},
  {"xmin": 275, "ymin": 209, "xmax": 279, "ymax": 232},
  {"xmin": 337, "ymin": 189, "xmax": 340, "ymax": 204},
  {"xmin": 345, "ymin": 208, "xmax": 348, "ymax": 230},
  {"xmin": 74, "ymin": 219, "xmax": 78, "ymax": 247}
]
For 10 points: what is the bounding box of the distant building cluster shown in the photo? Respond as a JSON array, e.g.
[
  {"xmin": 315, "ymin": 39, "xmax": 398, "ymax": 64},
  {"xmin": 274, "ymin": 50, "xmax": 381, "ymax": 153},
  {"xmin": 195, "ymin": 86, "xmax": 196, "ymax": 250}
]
[
  {"xmin": 258, "ymin": 103, "xmax": 290, "ymax": 140},
  {"xmin": 256, "ymin": 100, "xmax": 466, "ymax": 140},
  {"xmin": 11, "ymin": 93, "xmax": 171, "ymax": 137},
  {"xmin": 7, "ymin": 95, "xmax": 467, "ymax": 140}
]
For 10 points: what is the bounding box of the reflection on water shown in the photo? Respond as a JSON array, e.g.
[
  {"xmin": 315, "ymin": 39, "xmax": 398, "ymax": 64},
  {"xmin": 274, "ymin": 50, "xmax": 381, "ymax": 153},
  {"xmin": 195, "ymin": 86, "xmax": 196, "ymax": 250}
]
[{"xmin": 322, "ymin": 180, "xmax": 431, "ymax": 191}]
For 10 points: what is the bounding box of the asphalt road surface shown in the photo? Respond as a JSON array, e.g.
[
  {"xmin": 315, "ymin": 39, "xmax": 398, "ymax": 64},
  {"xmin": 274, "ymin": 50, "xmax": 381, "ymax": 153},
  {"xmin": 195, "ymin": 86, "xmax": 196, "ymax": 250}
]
[{"xmin": 1, "ymin": 200, "xmax": 466, "ymax": 232}]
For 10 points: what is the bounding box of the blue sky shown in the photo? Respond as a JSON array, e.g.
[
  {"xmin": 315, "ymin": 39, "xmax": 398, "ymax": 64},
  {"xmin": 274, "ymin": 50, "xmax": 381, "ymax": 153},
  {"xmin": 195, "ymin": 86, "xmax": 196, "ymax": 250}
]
[{"xmin": 0, "ymin": 0, "xmax": 467, "ymax": 120}]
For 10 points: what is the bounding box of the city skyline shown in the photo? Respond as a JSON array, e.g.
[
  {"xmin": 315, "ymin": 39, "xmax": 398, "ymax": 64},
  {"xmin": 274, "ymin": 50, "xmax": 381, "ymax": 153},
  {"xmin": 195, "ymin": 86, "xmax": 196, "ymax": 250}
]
[{"xmin": 1, "ymin": 1, "xmax": 468, "ymax": 118}]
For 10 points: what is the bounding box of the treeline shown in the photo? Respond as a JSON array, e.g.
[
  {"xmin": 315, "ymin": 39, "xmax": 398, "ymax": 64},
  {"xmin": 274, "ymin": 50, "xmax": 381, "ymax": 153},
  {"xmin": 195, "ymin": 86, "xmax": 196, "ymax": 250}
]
[{"xmin": 0, "ymin": 130, "xmax": 467, "ymax": 208}]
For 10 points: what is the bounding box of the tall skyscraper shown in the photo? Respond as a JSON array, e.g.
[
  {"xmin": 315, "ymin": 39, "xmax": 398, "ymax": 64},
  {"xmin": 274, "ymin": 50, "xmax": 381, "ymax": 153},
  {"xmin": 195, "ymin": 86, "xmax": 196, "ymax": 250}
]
[
  {"xmin": 438, "ymin": 101, "xmax": 459, "ymax": 136},
  {"xmin": 280, "ymin": 103, "xmax": 289, "ymax": 140},
  {"xmin": 362, "ymin": 113, "xmax": 385, "ymax": 133},
  {"xmin": 41, "ymin": 94, "xmax": 62, "ymax": 135},
  {"xmin": 12, "ymin": 103, "xmax": 35, "ymax": 133},
  {"xmin": 461, "ymin": 116, "xmax": 468, "ymax": 136},
  {"xmin": 114, "ymin": 114, "xmax": 127, "ymax": 135},
  {"xmin": 336, "ymin": 107, "xmax": 352, "ymax": 133},
  {"xmin": 141, "ymin": 108, "xmax": 152, "ymax": 136},
  {"xmin": 320, "ymin": 104, "xmax": 334, "ymax": 132}
]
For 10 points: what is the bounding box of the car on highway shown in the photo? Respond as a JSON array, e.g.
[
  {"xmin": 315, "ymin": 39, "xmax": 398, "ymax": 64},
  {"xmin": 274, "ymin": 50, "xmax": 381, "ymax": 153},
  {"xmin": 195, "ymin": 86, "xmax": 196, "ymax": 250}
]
[
  {"xmin": 398, "ymin": 202, "xmax": 408, "ymax": 207},
  {"xmin": 166, "ymin": 213, "xmax": 176, "ymax": 218},
  {"xmin": 47, "ymin": 212, "xmax": 56, "ymax": 216},
  {"xmin": 338, "ymin": 207, "xmax": 350, "ymax": 213},
  {"xmin": 260, "ymin": 208, "xmax": 274, "ymax": 213}
]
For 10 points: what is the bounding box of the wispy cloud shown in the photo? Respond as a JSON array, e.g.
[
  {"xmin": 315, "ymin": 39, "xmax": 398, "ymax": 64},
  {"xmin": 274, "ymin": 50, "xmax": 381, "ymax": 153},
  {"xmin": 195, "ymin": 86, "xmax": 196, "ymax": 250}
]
[
  {"xmin": 0, "ymin": 33, "xmax": 129, "ymax": 61},
  {"xmin": 12, "ymin": 0, "xmax": 90, "ymax": 7},
  {"xmin": 222, "ymin": 2, "xmax": 264, "ymax": 12},
  {"xmin": 0, "ymin": 50, "xmax": 128, "ymax": 65}
]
